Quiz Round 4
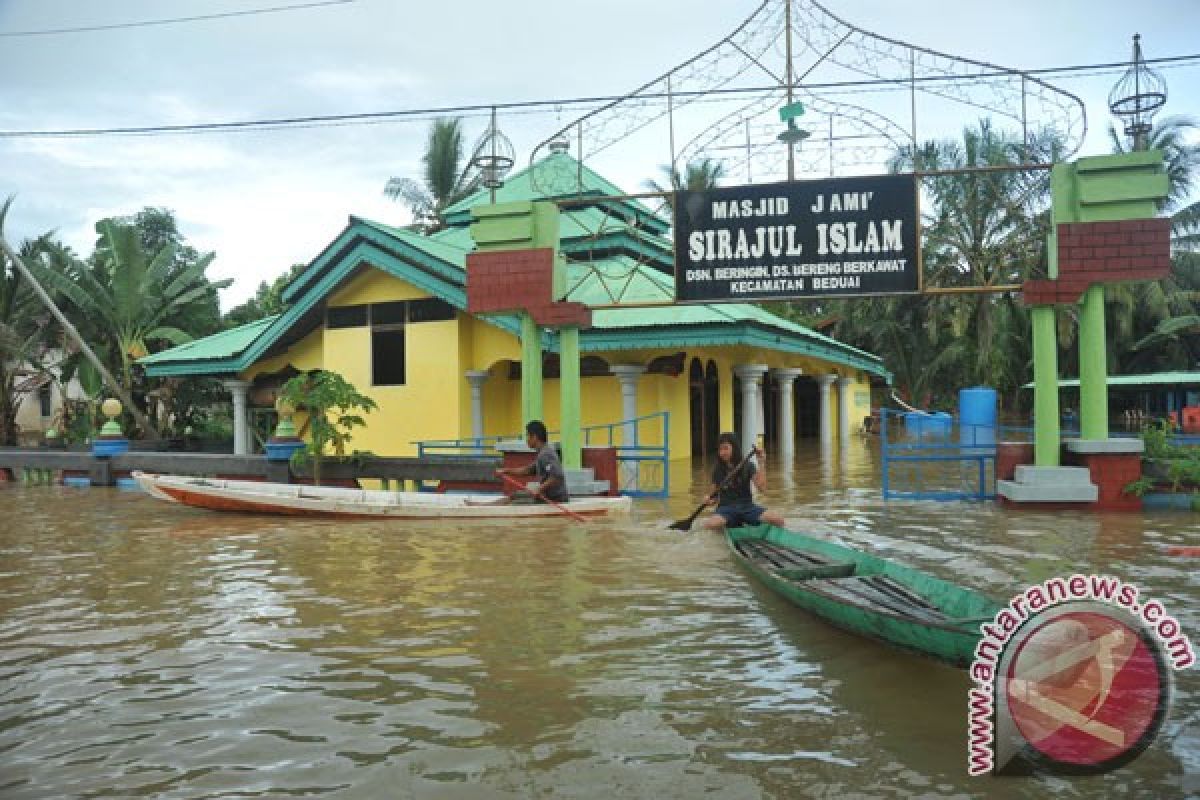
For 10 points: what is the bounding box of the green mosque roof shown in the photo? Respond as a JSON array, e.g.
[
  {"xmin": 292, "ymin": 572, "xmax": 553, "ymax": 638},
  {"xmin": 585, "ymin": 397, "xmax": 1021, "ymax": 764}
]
[{"xmin": 142, "ymin": 153, "xmax": 888, "ymax": 380}]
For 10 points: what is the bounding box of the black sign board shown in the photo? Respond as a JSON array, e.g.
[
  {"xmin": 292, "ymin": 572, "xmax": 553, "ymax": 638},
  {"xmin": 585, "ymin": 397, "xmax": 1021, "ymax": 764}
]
[{"xmin": 673, "ymin": 173, "xmax": 920, "ymax": 303}]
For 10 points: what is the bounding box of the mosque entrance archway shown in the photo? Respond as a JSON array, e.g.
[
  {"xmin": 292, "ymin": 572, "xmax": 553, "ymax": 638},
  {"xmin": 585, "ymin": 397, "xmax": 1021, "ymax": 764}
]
[{"xmin": 688, "ymin": 358, "xmax": 720, "ymax": 456}]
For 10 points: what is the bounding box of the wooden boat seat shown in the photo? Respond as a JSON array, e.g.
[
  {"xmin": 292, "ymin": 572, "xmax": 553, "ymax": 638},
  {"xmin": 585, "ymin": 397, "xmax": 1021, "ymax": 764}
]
[
  {"xmin": 734, "ymin": 539, "xmax": 857, "ymax": 580},
  {"xmin": 806, "ymin": 575, "xmax": 951, "ymax": 625}
]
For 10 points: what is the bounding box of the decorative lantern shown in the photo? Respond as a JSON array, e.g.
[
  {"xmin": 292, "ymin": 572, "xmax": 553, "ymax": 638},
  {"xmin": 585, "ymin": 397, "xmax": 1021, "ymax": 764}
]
[
  {"xmin": 1108, "ymin": 34, "xmax": 1167, "ymax": 150},
  {"xmin": 469, "ymin": 111, "xmax": 516, "ymax": 195}
]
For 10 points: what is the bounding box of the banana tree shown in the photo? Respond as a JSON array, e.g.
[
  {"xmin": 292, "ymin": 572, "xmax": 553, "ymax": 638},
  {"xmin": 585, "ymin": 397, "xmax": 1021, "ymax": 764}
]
[{"xmin": 0, "ymin": 230, "xmax": 158, "ymax": 439}]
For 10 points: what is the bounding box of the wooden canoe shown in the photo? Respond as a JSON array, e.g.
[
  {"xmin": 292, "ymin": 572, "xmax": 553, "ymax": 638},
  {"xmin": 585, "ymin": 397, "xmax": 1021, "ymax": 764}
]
[
  {"xmin": 728, "ymin": 524, "xmax": 1002, "ymax": 667},
  {"xmin": 132, "ymin": 472, "xmax": 631, "ymax": 519}
]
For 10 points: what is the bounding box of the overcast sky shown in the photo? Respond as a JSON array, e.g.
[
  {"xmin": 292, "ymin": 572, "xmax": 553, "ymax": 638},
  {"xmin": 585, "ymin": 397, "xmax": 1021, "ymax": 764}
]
[{"xmin": 2, "ymin": 0, "xmax": 1198, "ymax": 310}]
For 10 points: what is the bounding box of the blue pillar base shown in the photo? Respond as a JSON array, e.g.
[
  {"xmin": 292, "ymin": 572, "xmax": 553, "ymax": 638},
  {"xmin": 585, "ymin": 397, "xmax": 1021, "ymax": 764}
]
[
  {"xmin": 92, "ymin": 438, "xmax": 129, "ymax": 457},
  {"xmin": 265, "ymin": 439, "xmax": 306, "ymax": 462}
]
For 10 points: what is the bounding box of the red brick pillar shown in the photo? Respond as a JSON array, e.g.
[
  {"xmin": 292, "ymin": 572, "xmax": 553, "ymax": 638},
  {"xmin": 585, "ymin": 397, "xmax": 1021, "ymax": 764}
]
[
  {"xmin": 1065, "ymin": 451, "xmax": 1143, "ymax": 511},
  {"xmin": 996, "ymin": 442, "xmax": 1035, "ymax": 482}
]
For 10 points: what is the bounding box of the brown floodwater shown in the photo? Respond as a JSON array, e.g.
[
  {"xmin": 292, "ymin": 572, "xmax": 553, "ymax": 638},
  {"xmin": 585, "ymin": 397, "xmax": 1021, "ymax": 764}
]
[{"xmin": 0, "ymin": 439, "xmax": 1196, "ymax": 799}]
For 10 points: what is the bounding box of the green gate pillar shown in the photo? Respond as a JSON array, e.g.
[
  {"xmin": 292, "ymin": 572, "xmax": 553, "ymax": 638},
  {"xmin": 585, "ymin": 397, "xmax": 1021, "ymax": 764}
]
[
  {"xmin": 1078, "ymin": 285, "xmax": 1109, "ymax": 440},
  {"xmin": 520, "ymin": 313, "xmax": 543, "ymax": 423},
  {"xmin": 1032, "ymin": 306, "xmax": 1061, "ymax": 466},
  {"xmin": 559, "ymin": 326, "xmax": 582, "ymax": 468},
  {"xmin": 1061, "ymin": 153, "xmax": 1166, "ymax": 441},
  {"xmin": 1033, "ymin": 152, "xmax": 1168, "ymax": 461}
]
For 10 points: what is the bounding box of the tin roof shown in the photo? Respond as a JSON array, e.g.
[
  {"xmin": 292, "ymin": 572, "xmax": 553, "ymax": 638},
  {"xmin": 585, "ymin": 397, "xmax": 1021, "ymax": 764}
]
[{"xmin": 139, "ymin": 315, "xmax": 278, "ymax": 366}]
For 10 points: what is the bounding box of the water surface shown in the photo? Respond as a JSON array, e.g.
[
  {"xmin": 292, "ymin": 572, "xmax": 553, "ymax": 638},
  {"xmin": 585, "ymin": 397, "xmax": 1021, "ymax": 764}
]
[{"xmin": 1, "ymin": 439, "xmax": 1196, "ymax": 798}]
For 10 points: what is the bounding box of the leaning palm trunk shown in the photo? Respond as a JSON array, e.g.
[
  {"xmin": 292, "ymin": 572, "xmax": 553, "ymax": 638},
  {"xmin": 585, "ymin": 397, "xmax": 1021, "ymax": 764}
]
[{"xmin": 0, "ymin": 234, "xmax": 160, "ymax": 439}]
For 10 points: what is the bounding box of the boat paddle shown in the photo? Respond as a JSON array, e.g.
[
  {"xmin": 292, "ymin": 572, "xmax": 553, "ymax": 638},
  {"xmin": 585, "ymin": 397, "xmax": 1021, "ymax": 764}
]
[
  {"xmin": 497, "ymin": 471, "xmax": 589, "ymax": 523},
  {"xmin": 669, "ymin": 447, "xmax": 758, "ymax": 532}
]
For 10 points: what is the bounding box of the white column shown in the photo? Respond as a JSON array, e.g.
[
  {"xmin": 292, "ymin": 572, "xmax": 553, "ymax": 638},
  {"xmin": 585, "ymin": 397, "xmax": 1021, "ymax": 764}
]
[
  {"xmin": 223, "ymin": 379, "xmax": 251, "ymax": 455},
  {"xmin": 734, "ymin": 364, "xmax": 769, "ymax": 455},
  {"xmin": 610, "ymin": 364, "xmax": 645, "ymax": 493},
  {"xmin": 464, "ymin": 370, "xmax": 489, "ymax": 445},
  {"xmin": 610, "ymin": 365, "xmax": 646, "ymax": 446},
  {"xmin": 837, "ymin": 376, "xmax": 853, "ymax": 445},
  {"xmin": 772, "ymin": 368, "xmax": 804, "ymax": 459},
  {"xmin": 816, "ymin": 373, "xmax": 837, "ymax": 449}
]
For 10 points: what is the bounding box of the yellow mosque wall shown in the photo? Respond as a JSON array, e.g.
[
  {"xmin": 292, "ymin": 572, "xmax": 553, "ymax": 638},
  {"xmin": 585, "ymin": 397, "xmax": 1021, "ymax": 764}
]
[{"xmin": 237, "ymin": 265, "xmax": 875, "ymax": 461}]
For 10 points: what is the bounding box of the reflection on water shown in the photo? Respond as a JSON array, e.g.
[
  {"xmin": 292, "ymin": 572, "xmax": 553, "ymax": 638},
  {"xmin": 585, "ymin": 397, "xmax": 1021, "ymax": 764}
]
[{"xmin": 0, "ymin": 438, "xmax": 1196, "ymax": 799}]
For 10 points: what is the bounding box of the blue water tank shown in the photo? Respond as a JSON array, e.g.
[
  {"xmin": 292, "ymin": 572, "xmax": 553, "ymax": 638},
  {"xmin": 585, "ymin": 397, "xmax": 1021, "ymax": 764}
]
[{"xmin": 959, "ymin": 387, "xmax": 997, "ymax": 447}]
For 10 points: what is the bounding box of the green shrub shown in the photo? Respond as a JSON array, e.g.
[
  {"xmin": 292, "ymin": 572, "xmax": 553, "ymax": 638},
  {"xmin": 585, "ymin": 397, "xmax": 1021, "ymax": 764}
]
[{"xmin": 1123, "ymin": 476, "xmax": 1155, "ymax": 498}]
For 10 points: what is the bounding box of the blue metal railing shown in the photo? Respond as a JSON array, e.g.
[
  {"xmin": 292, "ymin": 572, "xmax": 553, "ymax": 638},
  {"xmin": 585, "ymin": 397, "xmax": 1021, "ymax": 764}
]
[
  {"xmin": 414, "ymin": 411, "xmax": 670, "ymax": 498},
  {"xmin": 580, "ymin": 411, "xmax": 670, "ymax": 498},
  {"xmin": 880, "ymin": 408, "xmax": 996, "ymax": 501},
  {"xmin": 879, "ymin": 409, "xmax": 1191, "ymax": 502}
]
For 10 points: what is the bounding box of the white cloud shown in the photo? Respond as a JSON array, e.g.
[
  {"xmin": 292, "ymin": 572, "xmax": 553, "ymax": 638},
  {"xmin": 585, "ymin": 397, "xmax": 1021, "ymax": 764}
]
[
  {"xmin": 297, "ymin": 67, "xmax": 424, "ymax": 99},
  {"xmin": 2, "ymin": 0, "xmax": 1197, "ymax": 316}
]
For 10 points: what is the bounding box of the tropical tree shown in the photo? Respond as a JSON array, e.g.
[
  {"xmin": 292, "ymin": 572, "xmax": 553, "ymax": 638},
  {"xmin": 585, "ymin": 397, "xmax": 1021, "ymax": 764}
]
[
  {"xmin": 811, "ymin": 122, "xmax": 1063, "ymax": 408},
  {"xmin": 277, "ymin": 370, "xmax": 376, "ymax": 486},
  {"xmin": 0, "ymin": 198, "xmax": 55, "ymax": 445},
  {"xmin": 644, "ymin": 157, "xmax": 727, "ymax": 193},
  {"xmin": 115, "ymin": 208, "xmax": 224, "ymax": 339},
  {"xmin": 35, "ymin": 219, "xmax": 230, "ymax": 433},
  {"xmin": 1, "ymin": 216, "xmax": 159, "ymax": 439},
  {"xmin": 223, "ymin": 262, "xmax": 306, "ymax": 328},
  {"xmin": 384, "ymin": 118, "xmax": 481, "ymax": 234},
  {"xmin": 1106, "ymin": 116, "xmax": 1200, "ymax": 373}
]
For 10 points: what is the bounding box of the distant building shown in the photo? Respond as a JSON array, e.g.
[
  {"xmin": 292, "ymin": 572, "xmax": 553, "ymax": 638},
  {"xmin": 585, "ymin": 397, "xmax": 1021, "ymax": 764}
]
[{"xmin": 10, "ymin": 358, "xmax": 84, "ymax": 445}]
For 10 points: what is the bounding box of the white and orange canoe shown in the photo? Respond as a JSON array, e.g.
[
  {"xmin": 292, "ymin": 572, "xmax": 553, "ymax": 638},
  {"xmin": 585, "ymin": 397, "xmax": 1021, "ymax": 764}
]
[{"xmin": 132, "ymin": 471, "xmax": 632, "ymax": 520}]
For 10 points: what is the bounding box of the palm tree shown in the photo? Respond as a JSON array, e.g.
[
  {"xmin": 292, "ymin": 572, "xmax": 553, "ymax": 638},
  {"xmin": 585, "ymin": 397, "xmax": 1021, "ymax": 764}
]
[
  {"xmin": 887, "ymin": 121, "xmax": 1062, "ymax": 400},
  {"xmin": 384, "ymin": 118, "xmax": 481, "ymax": 234},
  {"xmin": 1106, "ymin": 116, "xmax": 1200, "ymax": 372},
  {"xmin": 644, "ymin": 157, "xmax": 727, "ymax": 193},
  {"xmin": 1109, "ymin": 116, "xmax": 1199, "ymax": 213}
]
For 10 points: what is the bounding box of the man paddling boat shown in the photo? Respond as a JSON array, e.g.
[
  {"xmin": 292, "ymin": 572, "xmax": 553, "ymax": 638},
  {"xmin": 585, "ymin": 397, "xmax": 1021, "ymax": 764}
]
[{"xmin": 485, "ymin": 420, "xmax": 570, "ymax": 505}]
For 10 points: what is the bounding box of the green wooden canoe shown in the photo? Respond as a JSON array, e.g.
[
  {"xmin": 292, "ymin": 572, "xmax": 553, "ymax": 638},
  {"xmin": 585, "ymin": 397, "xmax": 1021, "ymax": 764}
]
[{"xmin": 728, "ymin": 524, "xmax": 1003, "ymax": 668}]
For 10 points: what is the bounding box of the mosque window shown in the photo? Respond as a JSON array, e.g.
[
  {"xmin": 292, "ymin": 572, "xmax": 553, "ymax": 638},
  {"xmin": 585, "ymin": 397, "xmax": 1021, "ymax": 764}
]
[
  {"xmin": 38, "ymin": 384, "xmax": 52, "ymax": 418},
  {"xmin": 327, "ymin": 305, "xmax": 367, "ymax": 329},
  {"xmin": 372, "ymin": 327, "xmax": 406, "ymax": 386},
  {"xmin": 372, "ymin": 301, "xmax": 407, "ymax": 326},
  {"xmin": 408, "ymin": 298, "xmax": 456, "ymax": 323}
]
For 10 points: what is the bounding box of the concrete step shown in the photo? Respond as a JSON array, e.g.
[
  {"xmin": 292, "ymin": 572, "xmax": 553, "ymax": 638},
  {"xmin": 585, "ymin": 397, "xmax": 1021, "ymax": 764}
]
[
  {"xmin": 997, "ymin": 480, "xmax": 1098, "ymax": 503},
  {"xmin": 1012, "ymin": 465, "xmax": 1095, "ymax": 486}
]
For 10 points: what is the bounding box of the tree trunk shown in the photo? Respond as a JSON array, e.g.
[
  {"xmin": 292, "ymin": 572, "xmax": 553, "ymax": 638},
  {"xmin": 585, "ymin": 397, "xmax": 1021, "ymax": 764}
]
[
  {"xmin": 0, "ymin": 374, "xmax": 17, "ymax": 447},
  {"xmin": 0, "ymin": 235, "xmax": 160, "ymax": 439}
]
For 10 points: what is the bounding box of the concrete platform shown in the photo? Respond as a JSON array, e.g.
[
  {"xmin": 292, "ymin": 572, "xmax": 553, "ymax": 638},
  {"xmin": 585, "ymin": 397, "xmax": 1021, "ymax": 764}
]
[
  {"xmin": 1065, "ymin": 438, "xmax": 1144, "ymax": 455},
  {"xmin": 997, "ymin": 465, "xmax": 1098, "ymax": 504}
]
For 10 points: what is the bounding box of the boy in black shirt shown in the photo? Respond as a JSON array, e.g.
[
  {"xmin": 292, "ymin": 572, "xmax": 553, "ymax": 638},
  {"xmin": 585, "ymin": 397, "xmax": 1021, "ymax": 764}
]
[{"xmin": 700, "ymin": 432, "xmax": 785, "ymax": 531}]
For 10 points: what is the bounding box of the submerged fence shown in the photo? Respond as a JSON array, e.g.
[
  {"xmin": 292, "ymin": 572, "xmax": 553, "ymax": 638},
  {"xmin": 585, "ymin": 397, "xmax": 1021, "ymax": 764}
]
[
  {"xmin": 879, "ymin": 408, "xmax": 1193, "ymax": 502},
  {"xmin": 880, "ymin": 409, "xmax": 998, "ymax": 501}
]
